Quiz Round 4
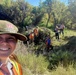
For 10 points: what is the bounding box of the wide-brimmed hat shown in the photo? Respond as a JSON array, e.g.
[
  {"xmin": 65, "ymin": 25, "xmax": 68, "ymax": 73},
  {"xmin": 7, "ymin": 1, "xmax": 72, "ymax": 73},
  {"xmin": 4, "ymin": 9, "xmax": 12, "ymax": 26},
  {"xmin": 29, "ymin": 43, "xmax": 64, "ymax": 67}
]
[{"xmin": 0, "ymin": 20, "xmax": 27, "ymax": 41}]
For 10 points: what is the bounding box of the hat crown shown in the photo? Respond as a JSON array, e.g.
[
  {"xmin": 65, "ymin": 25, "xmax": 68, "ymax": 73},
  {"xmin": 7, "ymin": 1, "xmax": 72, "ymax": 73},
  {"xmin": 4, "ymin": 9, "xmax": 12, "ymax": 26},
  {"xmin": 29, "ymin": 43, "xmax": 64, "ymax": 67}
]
[
  {"xmin": 0, "ymin": 20, "xmax": 18, "ymax": 33},
  {"xmin": 0, "ymin": 20, "xmax": 27, "ymax": 41}
]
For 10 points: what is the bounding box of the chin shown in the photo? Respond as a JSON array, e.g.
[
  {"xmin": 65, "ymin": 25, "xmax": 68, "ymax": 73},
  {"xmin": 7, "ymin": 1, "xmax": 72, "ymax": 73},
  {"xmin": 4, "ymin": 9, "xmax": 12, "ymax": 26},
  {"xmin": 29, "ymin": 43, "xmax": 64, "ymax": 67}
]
[{"xmin": 0, "ymin": 53, "xmax": 10, "ymax": 58}]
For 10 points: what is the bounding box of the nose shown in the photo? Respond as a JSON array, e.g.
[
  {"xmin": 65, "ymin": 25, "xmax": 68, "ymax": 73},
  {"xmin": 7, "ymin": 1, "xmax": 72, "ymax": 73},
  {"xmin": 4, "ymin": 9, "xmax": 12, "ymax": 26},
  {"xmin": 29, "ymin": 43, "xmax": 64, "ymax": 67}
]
[{"xmin": 0, "ymin": 40, "xmax": 9, "ymax": 46}]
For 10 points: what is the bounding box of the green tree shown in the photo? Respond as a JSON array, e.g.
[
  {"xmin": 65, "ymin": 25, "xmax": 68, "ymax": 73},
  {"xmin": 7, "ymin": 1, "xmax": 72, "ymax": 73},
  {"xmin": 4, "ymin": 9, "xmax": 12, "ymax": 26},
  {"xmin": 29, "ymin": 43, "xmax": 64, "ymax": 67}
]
[
  {"xmin": 68, "ymin": 1, "xmax": 76, "ymax": 29},
  {"xmin": 40, "ymin": 0, "xmax": 69, "ymax": 27},
  {"xmin": 41, "ymin": 0, "xmax": 52, "ymax": 27},
  {"xmin": 51, "ymin": 0, "xmax": 69, "ymax": 25}
]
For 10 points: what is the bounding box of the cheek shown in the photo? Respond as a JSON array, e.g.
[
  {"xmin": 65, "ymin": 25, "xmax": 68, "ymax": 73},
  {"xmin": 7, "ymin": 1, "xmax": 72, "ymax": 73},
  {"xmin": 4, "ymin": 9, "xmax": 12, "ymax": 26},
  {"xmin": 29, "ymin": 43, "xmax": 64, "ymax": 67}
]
[{"xmin": 10, "ymin": 43, "xmax": 17, "ymax": 52}]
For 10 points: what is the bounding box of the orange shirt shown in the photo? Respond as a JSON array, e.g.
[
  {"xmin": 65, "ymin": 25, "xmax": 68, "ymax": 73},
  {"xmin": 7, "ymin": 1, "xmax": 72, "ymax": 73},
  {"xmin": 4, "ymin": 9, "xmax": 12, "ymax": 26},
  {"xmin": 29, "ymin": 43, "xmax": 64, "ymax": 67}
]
[{"xmin": 29, "ymin": 33, "xmax": 34, "ymax": 40}]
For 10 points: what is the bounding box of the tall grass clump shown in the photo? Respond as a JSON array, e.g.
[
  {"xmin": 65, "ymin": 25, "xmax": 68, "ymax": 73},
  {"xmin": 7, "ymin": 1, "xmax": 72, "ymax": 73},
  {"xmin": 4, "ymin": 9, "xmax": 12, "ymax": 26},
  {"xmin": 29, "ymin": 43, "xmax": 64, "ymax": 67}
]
[
  {"xmin": 51, "ymin": 64, "xmax": 76, "ymax": 75},
  {"xmin": 18, "ymin": 53, "xmax": 49, "ymax": 75}
]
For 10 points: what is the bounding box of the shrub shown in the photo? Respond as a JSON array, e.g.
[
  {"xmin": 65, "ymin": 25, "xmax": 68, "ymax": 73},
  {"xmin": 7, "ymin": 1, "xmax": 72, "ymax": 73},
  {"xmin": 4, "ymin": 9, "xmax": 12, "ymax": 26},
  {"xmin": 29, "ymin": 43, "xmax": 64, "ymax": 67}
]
[{"xmin": 48, "ymin": 50, "xmax": 74, "ymax": 69}]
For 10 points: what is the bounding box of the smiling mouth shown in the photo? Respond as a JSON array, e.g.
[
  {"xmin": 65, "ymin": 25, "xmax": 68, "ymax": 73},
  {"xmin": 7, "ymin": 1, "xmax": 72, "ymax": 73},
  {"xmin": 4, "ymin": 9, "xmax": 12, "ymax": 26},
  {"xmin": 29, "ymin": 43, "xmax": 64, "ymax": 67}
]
[{"xmin": 0, "ymin": 48, "xmax": 10, "ymax": 51}]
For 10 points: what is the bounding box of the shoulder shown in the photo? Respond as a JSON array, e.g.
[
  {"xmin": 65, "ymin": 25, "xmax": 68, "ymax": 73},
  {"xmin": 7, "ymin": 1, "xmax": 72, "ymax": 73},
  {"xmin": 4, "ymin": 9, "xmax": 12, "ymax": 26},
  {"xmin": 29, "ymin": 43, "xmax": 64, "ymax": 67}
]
[{"xmin": 10, "ymin": 59, "xmax": 23, "ymax": 75}]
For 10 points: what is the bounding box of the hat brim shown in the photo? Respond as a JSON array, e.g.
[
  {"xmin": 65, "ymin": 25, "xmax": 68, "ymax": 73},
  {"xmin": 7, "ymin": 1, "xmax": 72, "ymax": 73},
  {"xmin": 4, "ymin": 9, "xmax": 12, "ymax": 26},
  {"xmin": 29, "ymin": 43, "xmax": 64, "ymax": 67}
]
[{"xmin": 0, "ymin": 32, "xmax": 27, "ymax": 41}]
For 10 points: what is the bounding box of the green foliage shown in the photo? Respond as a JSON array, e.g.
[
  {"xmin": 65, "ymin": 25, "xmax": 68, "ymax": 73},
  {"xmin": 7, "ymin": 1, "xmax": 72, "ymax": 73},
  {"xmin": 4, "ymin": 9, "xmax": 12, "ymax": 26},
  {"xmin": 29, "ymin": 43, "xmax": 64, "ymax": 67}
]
[
  {"xmin": 0, "ymin": 0, "xmax": 76, "ymax": 30},
  {"xmin": 0, "ymin": 0, "xmax": 76, "ymax": 74},
  {"xmin": 14, "ymin": 27, "xmax": 76, "ymax": 75},
  {"xmin": 48, "ymin": 50, "xmax": 74, "ymax": 69},
  {"xmin": 68, "ymin": 1, "xmax": 76, "ymax": 29},
  {"xmin": 24, "ymin": 16, "xmax": 32, "ymax": 26},
  {"xmin": 18, "ymin": 53, "xmax": 49, "ymax": 75}
]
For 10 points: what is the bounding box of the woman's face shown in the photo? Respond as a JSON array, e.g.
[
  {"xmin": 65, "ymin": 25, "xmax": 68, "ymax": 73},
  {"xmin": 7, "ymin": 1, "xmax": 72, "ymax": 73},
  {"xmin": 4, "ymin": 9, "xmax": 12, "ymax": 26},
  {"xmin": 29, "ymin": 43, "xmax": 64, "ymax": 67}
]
[{"xmin": 0, "ymin": 34, "xmax": 17, "ymax": 58}]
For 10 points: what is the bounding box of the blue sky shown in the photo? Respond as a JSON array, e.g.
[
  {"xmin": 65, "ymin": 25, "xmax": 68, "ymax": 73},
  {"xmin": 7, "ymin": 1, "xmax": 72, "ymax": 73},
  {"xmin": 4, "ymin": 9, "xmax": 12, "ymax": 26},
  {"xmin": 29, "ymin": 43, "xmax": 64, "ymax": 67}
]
[
  {"xmin": 26, "ymin": 0, "xmax": 45, "ymax": 6},
  {"xmin": 26, "ymin": 0, "xmax": 68, "ymax": 6}
]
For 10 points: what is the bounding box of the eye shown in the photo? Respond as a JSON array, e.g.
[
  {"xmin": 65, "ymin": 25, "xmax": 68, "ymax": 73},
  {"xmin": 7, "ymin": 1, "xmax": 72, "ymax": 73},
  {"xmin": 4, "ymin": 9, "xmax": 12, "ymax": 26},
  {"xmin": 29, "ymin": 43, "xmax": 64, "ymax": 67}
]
[
  {"xmin": 7, "ymin": 37, "xmax": 17, "ymax": 43},
  {"xmin": 0, "ymin": 37, "xmax": 3, "ymax": 42}
]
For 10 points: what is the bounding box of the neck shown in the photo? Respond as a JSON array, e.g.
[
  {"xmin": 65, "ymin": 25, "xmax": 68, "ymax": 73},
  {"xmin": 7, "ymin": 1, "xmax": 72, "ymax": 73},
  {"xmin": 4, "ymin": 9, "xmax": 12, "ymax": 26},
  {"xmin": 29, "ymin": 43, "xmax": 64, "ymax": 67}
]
[{"xmin": 0, "ymin": 57, "xmax": 9, "ymax": 64}]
